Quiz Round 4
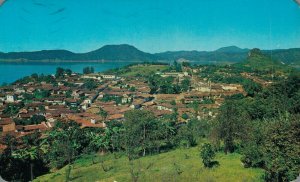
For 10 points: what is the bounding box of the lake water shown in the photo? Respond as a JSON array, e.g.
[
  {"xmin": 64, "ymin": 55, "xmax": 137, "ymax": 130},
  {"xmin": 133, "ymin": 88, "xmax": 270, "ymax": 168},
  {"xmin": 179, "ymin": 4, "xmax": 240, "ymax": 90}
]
[{"xmin": 0, "ymin": 62, "xmax": 132, "ymax": 84}]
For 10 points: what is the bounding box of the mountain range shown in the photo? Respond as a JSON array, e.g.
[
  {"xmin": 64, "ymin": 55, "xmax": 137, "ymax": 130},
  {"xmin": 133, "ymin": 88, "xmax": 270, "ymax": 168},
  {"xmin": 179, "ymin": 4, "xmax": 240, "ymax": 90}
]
[{"xmin": 0, "ymin": 44, "xmax": 299, "ymax": 65}]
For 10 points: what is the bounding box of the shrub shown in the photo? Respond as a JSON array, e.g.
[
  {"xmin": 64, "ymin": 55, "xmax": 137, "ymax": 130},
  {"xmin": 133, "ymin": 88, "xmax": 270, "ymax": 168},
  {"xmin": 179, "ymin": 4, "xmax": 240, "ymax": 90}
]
[{"xmin": 200, "ymin": 143, "xmax": 216, "ymax": 168}]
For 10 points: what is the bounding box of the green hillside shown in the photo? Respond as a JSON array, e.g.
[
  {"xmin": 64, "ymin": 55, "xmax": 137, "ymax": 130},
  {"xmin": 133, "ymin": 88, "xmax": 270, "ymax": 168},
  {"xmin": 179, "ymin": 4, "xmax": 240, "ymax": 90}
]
[
  {"xmin": 264, "ymin": 48, "xmax": 300, "ymax": 66},
  {"xmin": 34, "ymin": 147, "xmax": 264, "ymax": 182},
  {"xmin": 236, "ymin": 48, "xmax": 293, "ymax": 72}
]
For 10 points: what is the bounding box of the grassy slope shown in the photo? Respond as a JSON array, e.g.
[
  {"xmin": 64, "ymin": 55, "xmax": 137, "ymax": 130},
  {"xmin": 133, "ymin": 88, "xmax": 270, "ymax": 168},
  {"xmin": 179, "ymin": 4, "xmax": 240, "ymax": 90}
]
[
  {"xmin": 34, "ymin": 147, "xmax": 264, "ymax": 182},
  {"xmin": 120, "ymin": 64, "xmax": 169, "ymax": 77}
]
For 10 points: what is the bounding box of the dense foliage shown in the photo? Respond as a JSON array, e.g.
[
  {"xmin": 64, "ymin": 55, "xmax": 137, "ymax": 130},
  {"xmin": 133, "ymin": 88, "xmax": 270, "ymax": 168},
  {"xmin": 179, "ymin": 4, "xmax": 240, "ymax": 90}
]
[
  {"xmin": 148, "ymin": 75, "xmax": 191, "ymax": 94},
  {"xmin": 83, "ymin": 66, "xmax": 95, "ymax": 74},
  {"xmin": 200, "ymin": 143, "xmax": 216, "ymax": 168},
  {"xmin": 212, "ymin": 74, "xmax": 300, "ymax": 181}
]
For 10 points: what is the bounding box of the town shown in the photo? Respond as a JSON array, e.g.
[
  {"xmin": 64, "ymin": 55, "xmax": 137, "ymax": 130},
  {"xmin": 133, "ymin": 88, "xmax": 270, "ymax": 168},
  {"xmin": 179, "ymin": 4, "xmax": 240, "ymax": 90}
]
[
  {"xmin": 0, "ymin": 51, "xmax": 299, "ymax": 182},
  {"xmin": 1, "ymin": 47, "xmax": 298, "ymax": 182},
  {"xmin": 0, "ymin": 62, "xmax": 251, "ymax": 149},
  {"xmin": 1, "ymin": 0, "xmax": 300, "ymax": 180}
]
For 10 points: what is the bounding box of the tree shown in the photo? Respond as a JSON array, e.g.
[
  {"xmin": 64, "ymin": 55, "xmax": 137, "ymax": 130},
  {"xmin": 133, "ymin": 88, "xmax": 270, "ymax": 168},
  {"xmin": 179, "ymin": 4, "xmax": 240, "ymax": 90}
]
[
  {"xmin": 262, "ymin": 115, "xmax": 300, "ymax": 182},
  {"xmin": 30, "ymin": 115, "xmax": 46, "ymax": 125},
  {"xmin": 12, "ymin": 146, "xmax": 39, "ymax": 181},
  {"xmin": 187, "ymin": 118, "xmax": 211, "ymax": 138},
  {"xmin": 148, "ymin": 74, "xmax": 162, "ymax": 94},
  {"xmin": 182, "ymin": 61, "xmax": 191, "ymax": 67},
  {"xmin": 83, "ymin": 66, "xmax": 95, "ymax": 74},
  {"xmin": 170, "ymin": 100, "xmax": 176, "ymax": 106},
  {"xmin": 56, "ymin": 67, "xmax": 65, "ymax": 78},
  {"xmin": 0, "ymin": 134, "xmax": 26, "ymax": 181},
  {"xmin": 181, "ymin": 113, "xmax": 189, "ymax": 120},
  {"xmin": 214, "ymin": 100, "xmax": 249, "ymax": 154},
  {"xmin": 124, "ymin": 110, "xmax": 156, "ymax": 159},
  {"xmin": 181, "ymin": 78, "xmax": 190, "ymax": 92},
  {"xmin": 129, "ymin": 86, "xmax": 136, "ymax": 92},
  {"xmin": 148, "ymin": 75, "xmax": 181, "ymax": 94},
  {"xmin": 65, "ymin": 69, "xmax": 72, "ymax": 76},
  {"xmin": 173, "ymin": 61, "xmax": 182, "ymax": 72},
  {"xmin": 176, "ymin": 125, "xmax": 196, "ymax": 148},
  {"xmin": 45, "ymin": 121, "xmax": 89, "ymax": 169},
  {"xmin": 107, "ymin": 122, "xmax": 124, "ymax": 156},
  {"xmin": 240, "ymin": 114, "xmax": 300, "ymax": 182},
  {"xmin": 38, "ymin": 105, "xmax": 45, "ymax": 111},
  {"xmin": 191, "ymin": 101, "xmax": 200, "ymax": 115},
  {"xmin": 34, "ymin": 89, "xmax": 50, "ymax": 99},
  {"xmin": 86, "ymin": 129, "xmax": 109, "ymax": 154},
  {"xmin": 31, "ymin": 73, "xmax": 39, "ymax": 80},
  {"xmin": 3, "ymin": 104, "xmax": 23, "ymax": 116},
  {"xmin": 83, "ymin": 79, "xmax": 97, "ymax": 90},
  {"xmin": 98, "ymin": 108, "xmax": 108, "ymax": 121},
  {"xmin": 242, "ymin": 79, "xmax": 262, "ymax": 97},
  {"xmin": 3, "ymin": 132, "xmax": 49, "ymax": 181},
  {"xmin": 200, "ymin": 143, "xmax": 216, "ymax": 168}
]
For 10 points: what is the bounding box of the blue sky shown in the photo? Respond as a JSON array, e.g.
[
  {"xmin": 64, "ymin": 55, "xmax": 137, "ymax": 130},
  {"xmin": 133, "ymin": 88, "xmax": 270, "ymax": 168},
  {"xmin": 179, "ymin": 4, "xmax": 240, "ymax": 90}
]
[{"xmin": 0, "ymin": 0, "xmax": 300, "ymax": 53}]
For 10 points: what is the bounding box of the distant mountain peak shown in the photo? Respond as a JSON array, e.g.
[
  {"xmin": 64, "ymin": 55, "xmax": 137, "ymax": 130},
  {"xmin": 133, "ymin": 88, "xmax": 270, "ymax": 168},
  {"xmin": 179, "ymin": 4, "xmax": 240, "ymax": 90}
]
[
  {"xmin": 84, "ymin": 44, "xmax": 154, "ymax": 61},
  {"xmin": 89, "ymin": 44, "xmax": 140, "ymax": 53},
  {"xmin": 216, "ymin": 46, "xmax": 248, "ymax": 53},
  {"xmin": 100, "ymin": 44, "xmax": 137, "ymax": 49}
]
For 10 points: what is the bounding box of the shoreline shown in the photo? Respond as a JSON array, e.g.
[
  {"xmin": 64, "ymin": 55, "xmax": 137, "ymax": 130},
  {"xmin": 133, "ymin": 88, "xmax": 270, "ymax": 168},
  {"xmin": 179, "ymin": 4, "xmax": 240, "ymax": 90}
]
[
  {"xmin": 0, "ymin": 59, "xmax": 155, "ymax": 63},
  {"xmin": 0, "ymin": 59, "xmax": 235, "ymax": 64}
]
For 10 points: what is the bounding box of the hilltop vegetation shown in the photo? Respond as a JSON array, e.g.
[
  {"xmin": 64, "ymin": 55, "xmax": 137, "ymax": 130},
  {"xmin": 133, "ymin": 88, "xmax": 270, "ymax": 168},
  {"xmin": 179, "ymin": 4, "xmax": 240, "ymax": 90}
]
[
  {"xmin": 104, "ymin": 62, "xmax": 169, "ymax": 77},
  {"xmin": 236, "ymin": 48, "xmax": 293, "ymax": 72},
  {"xmin": 264, "ymin": 48, "xmax": 300, "ymax": 66}
]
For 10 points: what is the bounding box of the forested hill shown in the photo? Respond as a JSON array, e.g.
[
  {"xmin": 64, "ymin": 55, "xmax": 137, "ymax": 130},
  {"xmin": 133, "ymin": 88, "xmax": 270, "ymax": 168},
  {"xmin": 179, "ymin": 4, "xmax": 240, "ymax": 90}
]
[
  {"xmin": 155, "ymin": 47, "xmax": 300, "ymax": 65},
  {"xmin": 0, "ymin": 44, "xmax": 300, "ymax": 65},
  {"xmin": 0, "ymin": 44, "xmax": 155, "ymax": 62},
  {"xmin": 154, "ymin": 46, "xmax": 250, "ymax": 63},
  {"xmin": 235, "ymin": 48, "xmax": 294, "ymax": 72}
]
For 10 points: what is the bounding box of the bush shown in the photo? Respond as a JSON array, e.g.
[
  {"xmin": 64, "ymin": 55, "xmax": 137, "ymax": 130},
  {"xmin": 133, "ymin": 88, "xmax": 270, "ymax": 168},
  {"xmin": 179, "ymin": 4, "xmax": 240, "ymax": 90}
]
[{"xmin": 200, "ymin": 143, "xmax": 216, "ymax": 168}]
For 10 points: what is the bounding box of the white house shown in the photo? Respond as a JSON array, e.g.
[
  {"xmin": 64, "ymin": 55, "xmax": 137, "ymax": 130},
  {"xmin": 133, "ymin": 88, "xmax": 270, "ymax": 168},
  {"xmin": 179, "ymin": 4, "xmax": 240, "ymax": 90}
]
[
  {"xmin": 90, "ymin": 118, "xmax": 96, "ymax": 124},
  {"xmin": 81, "ymin": 74, "xmax": 102, "ymax": 81},
  {"xmin": 101, "ymin": 74, "xmax": 116, "ymax": 79},
  {"xmin": 6, "ymin": 94, "xmax": 16, "ymax": 103}
]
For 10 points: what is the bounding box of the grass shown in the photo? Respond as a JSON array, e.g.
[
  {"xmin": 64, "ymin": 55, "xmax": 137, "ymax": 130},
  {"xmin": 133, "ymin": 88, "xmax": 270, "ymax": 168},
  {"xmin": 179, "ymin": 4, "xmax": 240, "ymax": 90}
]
[
  {"xmin": 34, "ymin": 147, "xmax": 264, "ymax": 182},
  {"xmin": 120, "ymin": 64, "xmax": 169, "ymax": 77}
]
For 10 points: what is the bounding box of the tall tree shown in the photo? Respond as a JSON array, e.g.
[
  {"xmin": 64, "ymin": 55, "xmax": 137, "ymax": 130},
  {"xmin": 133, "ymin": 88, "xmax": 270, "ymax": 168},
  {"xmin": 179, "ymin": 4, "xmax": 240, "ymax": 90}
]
[
  {"xmin": 55, "ymin": 67, "xmax": 65, "ymax": 78},
  {"xmin": 124, "ymin": 110, "xmax": 156, "ymax": 159},
  {"xmin": 214, "ymin": 100, "xmax": 249, "ymax": 154},
  {"xmin": 83, "ymin": 66, "xmax": 95, "ymax": 74},
  {"xmin": 181, "ymin": 78, "xmax": 191, "ymax": 92}
]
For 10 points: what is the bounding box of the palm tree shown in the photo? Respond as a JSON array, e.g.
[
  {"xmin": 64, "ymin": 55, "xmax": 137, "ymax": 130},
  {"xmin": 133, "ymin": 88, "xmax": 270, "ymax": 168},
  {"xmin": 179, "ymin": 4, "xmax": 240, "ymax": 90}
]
[
  {"xmin": 88, "ymin": 131, "xmax": 109, "ymax": 154},
  {"xmin": 12, "ymin": 139, "xmax": 48, "ymax": 181}
]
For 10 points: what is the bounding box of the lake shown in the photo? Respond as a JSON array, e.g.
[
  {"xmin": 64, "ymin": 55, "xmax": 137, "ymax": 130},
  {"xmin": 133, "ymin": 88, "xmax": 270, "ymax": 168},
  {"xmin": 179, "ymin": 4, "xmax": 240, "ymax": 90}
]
[{"xmin": 0, "ymin": 62, "xmax": 132, "ymax": 84}]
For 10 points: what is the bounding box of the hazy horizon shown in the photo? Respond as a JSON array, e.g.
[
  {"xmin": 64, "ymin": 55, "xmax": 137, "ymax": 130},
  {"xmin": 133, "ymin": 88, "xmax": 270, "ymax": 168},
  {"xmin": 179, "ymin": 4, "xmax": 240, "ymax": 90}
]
[
  {"xmin": 0, "ymin": 0, "xmax": 300, "ymax": 53},
  {"xmin": 1, "ymin": 44, "xmax": 300, "ymax": 54}
]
